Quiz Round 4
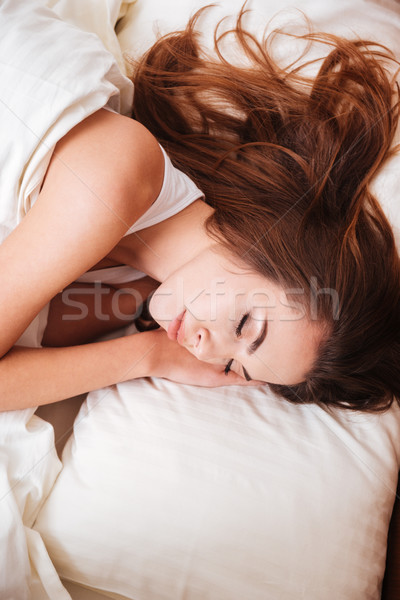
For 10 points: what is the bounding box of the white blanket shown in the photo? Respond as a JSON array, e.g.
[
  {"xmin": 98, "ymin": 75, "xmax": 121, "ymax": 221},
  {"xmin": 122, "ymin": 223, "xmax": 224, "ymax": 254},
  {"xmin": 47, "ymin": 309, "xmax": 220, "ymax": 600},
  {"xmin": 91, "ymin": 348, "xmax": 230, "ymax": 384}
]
[
  {"xmin": 0, "ymin": 0, "xmax": 134, "ymax": 348},
  {"xmin": 0, "ymin": 1, "xmax": 134, "ymax": 598}
]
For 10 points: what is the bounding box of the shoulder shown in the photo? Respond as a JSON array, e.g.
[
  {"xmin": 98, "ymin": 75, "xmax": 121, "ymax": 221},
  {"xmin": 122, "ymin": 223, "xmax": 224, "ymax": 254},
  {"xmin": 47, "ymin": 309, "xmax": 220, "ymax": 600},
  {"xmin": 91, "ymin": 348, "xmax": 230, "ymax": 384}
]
[{"xmin": 43, "ymin": 108, "xmax": 164, "ymax": 227}]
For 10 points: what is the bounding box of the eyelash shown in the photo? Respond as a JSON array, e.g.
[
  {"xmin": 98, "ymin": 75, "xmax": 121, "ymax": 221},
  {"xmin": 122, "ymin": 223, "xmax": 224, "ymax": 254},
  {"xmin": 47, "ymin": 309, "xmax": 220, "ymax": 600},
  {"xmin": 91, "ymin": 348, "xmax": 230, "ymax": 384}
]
[{"xmin": 224, "ymin": 313, "xmax": 249, "ymax": 376}]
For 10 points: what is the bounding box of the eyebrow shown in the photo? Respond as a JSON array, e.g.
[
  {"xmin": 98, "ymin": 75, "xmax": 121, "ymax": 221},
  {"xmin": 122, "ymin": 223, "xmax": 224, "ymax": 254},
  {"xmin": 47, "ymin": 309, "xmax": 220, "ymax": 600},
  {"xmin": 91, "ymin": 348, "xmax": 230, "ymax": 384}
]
[{"xmin": 241, "ymin": 320, "xmax": 268, "ymax": 381}]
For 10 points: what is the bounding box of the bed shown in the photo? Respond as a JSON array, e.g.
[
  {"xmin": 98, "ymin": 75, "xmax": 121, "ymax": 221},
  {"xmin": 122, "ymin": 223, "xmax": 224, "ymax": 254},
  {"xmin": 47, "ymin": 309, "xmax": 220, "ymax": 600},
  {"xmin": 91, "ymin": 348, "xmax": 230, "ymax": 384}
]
[{"xmin": 1, "ymin": 1, "xmax": 400, "ymax": 598}]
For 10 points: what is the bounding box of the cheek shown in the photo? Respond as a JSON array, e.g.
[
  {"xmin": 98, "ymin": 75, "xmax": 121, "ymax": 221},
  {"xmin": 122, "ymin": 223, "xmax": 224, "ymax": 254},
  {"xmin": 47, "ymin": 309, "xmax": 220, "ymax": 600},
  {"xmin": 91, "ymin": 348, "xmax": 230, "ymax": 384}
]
[
  {"xmin": 187, "ymin": 292, "xmax": 232, "ymax": 328},
  {"xmin": 150, "ymin": 271, "xmax": 241, "ymax": 330}
]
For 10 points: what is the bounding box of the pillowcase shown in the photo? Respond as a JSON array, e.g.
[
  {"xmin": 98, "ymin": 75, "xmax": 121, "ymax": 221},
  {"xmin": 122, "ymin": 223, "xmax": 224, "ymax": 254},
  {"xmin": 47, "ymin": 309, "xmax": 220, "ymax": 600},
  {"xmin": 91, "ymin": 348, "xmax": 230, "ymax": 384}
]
[
  {"xmin": 34, "ymin": 377, "xmax": 400, "ymax": 599},
  {"xmin": 116, "ymin": 0, "xmax": 400, "ymax": 243},
  {"xmin": 116, "ymin": 0, "xmax": 400, "ymax": 72}
]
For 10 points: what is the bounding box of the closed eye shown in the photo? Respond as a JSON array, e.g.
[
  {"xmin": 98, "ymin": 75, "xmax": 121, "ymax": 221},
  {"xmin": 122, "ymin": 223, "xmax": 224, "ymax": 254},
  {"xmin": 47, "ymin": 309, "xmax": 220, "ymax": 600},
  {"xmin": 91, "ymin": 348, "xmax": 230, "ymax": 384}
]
[
  {"xmin": 242, "ymin": 366, "xmax": 252, "ymax": 381},
  {"xmin": 236, "ymin": 313, "xmax": 249, "ymax": 337},
  {"xmin": 224, "ymin": 313, "xmax": 251, "ymax": 378},
  {"xmin": 224, "ymin": 358, "xmax": 234, "ymax": 375}
]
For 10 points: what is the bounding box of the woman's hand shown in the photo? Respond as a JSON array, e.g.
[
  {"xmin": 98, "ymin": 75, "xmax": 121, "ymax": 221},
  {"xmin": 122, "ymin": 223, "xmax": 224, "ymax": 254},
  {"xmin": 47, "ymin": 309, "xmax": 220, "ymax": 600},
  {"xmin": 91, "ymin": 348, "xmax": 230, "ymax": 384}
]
[{"xmin": 144, "ymin": 328, "xmax": 258, "ymax": 387}]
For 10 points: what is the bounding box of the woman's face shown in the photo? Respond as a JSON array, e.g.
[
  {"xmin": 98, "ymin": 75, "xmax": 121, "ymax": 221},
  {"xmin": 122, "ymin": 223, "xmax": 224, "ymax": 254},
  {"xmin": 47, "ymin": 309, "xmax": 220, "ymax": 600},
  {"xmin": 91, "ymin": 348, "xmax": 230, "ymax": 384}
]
[{"xmin": 149, "ymin": 246, "xmax": 325, "ymax": 385}]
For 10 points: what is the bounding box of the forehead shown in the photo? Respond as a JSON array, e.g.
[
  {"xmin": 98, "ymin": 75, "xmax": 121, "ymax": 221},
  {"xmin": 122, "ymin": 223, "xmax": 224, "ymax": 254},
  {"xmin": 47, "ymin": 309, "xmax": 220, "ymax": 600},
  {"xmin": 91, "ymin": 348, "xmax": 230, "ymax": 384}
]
[{"xmin": 210, "ymin": 256, "xmax": 297, "ymax": 311}]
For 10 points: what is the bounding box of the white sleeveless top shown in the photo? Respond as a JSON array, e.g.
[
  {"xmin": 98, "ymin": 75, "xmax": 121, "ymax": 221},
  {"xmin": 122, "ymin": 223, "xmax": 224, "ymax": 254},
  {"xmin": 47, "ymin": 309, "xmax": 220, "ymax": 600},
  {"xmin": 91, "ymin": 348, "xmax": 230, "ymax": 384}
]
[
  {"xmin": 17, "ymin": 146, "xmax": 203, "ymax": 348},
  {"xmin": 77, "ymin": 145, "xmax": 204, "ymax": 285}
]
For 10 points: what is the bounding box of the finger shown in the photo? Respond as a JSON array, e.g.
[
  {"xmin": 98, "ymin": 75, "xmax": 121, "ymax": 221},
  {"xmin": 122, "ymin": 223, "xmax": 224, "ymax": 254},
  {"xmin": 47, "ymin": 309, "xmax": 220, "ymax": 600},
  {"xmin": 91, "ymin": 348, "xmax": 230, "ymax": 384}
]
[{"xmin": 222, "ymin": 370, "xmax": 263, "ymax": 386}]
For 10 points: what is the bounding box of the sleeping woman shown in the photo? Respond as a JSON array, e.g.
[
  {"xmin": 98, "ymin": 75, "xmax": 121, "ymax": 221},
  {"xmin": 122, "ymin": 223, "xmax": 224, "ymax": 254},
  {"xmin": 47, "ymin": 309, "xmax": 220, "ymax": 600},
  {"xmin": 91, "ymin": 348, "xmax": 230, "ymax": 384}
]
[{"xmin": 0, "ymin": 5, "xmax": 399, "ymax": 412}]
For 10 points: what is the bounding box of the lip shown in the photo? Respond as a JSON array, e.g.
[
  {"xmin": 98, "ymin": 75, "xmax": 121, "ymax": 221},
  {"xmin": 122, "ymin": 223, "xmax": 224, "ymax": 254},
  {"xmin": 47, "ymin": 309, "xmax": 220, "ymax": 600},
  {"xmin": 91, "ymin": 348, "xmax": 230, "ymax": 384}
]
[{"xmin": 167, "ymin": 310, "xmax": 186, "ymax": 343}]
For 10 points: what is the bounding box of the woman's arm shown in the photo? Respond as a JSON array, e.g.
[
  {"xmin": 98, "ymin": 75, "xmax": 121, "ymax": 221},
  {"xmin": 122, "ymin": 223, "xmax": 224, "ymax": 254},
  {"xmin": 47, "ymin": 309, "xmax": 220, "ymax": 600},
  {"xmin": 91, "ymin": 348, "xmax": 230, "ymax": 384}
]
[
  {"xmin": 0, "ymin": 333, "xmax": 154, "ymax": 410},
  {"xmin": 0, "ymin": 109, "xmax": 164, "ymax": 357}
]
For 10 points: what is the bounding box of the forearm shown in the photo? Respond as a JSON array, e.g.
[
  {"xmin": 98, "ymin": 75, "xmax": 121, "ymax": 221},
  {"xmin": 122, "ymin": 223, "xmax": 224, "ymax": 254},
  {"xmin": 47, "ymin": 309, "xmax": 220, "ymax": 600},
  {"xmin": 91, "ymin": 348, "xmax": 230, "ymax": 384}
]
[
  {"xmin": 0, "ymin": 332, "xmax": 157, "ymax": 411},
  {"xmin": 43, "ymin": 278, "xmax": 160, "ymax": 347}
]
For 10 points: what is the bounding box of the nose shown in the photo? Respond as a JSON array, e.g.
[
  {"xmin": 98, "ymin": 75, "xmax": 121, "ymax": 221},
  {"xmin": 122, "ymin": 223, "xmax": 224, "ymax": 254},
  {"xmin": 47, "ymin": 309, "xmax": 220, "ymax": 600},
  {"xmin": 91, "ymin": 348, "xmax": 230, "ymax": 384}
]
[{"xmin": 192, "ymin": 327, "xmax": 219, "ymax": 361}]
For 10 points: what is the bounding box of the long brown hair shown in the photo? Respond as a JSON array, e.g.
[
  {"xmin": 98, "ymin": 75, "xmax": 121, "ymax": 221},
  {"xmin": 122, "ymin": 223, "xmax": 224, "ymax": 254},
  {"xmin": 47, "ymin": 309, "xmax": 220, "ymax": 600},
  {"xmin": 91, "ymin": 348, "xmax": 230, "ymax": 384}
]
[{"xmin": 131, "ymin": 5, "xmax": 400, "ymax": 411}]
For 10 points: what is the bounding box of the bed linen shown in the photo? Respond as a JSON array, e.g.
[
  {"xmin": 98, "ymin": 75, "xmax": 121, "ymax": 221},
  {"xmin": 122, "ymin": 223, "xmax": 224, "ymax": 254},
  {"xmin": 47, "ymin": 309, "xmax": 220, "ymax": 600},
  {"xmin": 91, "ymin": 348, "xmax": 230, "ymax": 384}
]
[
  {"xmin": 0, "ymin": 0, "xmax": 133, "ymax": 245},
  {"xmin": 0, "ymin": 0, "xmax": 133, "ymax": 349},
  {"xmin": 36, "ymin": 0, "xmax": 400, "ymax": 599},
  {"xmin": 117, "ymin": 0, "xmax": 400, "ymax": 246},
  {"xmin": 1, "ymin": 0, "xmax": 400, "ymax": 599},
  {"xmin": 35, "ymin": 378, "xmax": 400, "ymax": 600},
  {"xmin": 0, "ymin": 1, "xmax": 134, "ymax": 598}
]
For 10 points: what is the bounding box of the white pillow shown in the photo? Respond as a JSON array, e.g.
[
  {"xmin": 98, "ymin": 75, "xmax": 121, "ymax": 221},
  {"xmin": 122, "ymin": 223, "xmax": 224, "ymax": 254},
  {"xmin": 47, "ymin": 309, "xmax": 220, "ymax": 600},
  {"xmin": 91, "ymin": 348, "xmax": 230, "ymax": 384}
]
[
  {"xmin": 116, "ymin": 0, "xmax": 400, "ymax": 242},
  {"xmin": 34, "ymin": 377, "xmax": 400, "ymax": 599},
  {"xmin": 117, "ymin": 0, "xmax": 400, "ymax": 72}
]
